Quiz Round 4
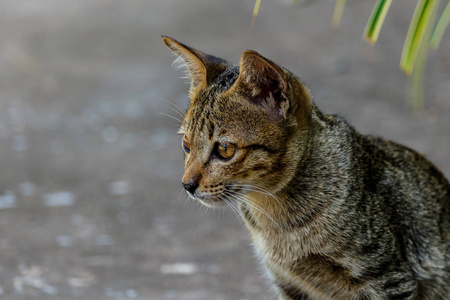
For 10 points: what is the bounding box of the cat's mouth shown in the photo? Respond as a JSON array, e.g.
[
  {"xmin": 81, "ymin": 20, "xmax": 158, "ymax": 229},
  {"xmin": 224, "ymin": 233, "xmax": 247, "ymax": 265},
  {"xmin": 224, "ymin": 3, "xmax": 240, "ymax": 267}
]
[{"xmin": 186, "ymin": 185, "xmax": 250, "ymax": 209}]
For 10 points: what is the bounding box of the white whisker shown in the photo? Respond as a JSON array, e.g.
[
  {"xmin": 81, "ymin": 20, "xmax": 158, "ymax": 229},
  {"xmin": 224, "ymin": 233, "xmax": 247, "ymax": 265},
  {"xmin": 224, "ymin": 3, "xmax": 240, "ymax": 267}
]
[
  {"xmin": 204, "ymin": 204, "xmax": 212, "ymax": 216},
  {"xmin": 182, "ymin": 194, "xmax": 189, "ymax": 208},
  {"xmin": 226, "ymin": 190, "xmax": 281, "ymax": 228},
  {"xmin": 227, "ymin": 184, "xmax": 288, "ymax": 215},
  {"xmin": 159, "ymin": 112, "xmax": 183, "ymax": 124},
  {"xmin": 169, "ymin": 107, "xmax": 185, "ymax": 120},
  {"xmin": 161, "ymin": 98, "xmax": 186, "ymax": 119},
  {"xmin": 217, "ymin": 204, "xmax": 222, "ymax": 220},
  {"xmin": 223, "ymin": 194, "xmax": 242, "ymax": 219}
]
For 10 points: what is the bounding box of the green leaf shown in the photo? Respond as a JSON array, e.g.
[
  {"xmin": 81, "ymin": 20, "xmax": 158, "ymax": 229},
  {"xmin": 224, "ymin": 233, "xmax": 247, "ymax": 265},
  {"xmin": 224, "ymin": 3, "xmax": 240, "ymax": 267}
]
[
  {"xmin": 363, "ymin": 0, "xmax": 393, "ymax": 44},
  {"xmin": 430, "ymin": 0, "xmax": 450, "ymax": 49},
  {"xmin": 332, "ymin": 0, "xmax": 347, "ymax": 28},
  {"xmin": 252, "ymin": 0, "xmax": 262, "ymax": 28},
  {"xmin": 409, "ymin": 39, "xmax": 428, "ymax": 111},
  {"xmin": 400, "ymin": 0, "xmax": 440, "ymax": 75}
]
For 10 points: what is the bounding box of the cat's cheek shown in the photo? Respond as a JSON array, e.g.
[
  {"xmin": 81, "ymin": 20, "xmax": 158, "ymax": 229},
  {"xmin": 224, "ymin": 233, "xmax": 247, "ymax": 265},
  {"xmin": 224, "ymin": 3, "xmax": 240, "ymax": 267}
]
[{"xmin": 182, "ymin": 153, "xmax": 190, "ymax": 168}]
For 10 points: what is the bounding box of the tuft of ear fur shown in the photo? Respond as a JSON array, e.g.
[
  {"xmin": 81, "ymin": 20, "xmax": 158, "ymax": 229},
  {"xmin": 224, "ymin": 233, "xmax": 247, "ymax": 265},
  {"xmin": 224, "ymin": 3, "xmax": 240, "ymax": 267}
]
[
  {"xmin": 162, "ymin": 36, "xmax": 207, "ymax": 91},
  {"xmin": 236, "ymin": 51, "xmax": 290, "ymax": 119},
  {"xmin": 162, "ymin": 36, "xmax": 229, "ymax": 94}
]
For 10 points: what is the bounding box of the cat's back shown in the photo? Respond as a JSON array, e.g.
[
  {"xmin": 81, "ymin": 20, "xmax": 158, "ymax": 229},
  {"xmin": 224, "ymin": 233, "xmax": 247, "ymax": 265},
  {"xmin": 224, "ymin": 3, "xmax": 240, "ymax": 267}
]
[
  {"xmin": 361, "ymin": 135, "xmax": 450, "ymax": 270},
  {"xmin": 362, "ymin": 135, "xmax": 450, "ymax": 203}
]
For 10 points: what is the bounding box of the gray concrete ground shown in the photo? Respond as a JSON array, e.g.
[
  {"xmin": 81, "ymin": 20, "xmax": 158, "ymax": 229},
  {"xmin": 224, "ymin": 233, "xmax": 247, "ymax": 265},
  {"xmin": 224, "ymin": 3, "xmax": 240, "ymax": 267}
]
[{"xmin": 0, "ymin": 0, "xmax": 449, "ymax": 299}]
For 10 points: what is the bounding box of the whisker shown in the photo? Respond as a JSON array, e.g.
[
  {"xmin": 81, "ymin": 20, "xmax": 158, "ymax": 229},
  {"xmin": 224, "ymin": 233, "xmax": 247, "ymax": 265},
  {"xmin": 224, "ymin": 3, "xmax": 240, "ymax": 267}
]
[
  {"xmin": 227, "ymin": 184, "xmax": 289, "ymax": 215},
  {"xmin": 223, "ymin": 196, "xmax": 247, "ymax": 226},
  {"xmin": 169, "ymin": 106, "xmax": 185, "ymax": 120},
  {"xmin": 158, "ymin": 112, "xmax": 183, "ymax": 124},
  {"xmin": 223, "ymin": 194, "xmax": 242, "ymax": 219},
  {"xmin": 182, "ymin": 193, "xmax": 190, "ymax": 208},
  {"xmin": 240, "ymin": 200, "xmax": 280, "ymax": 228},
  {"xmin": 179, "ymin": 189, "xmax": 188, "ymax": 204},
  {"xmin": 226, "ymin": 190, "xmax": 281, "ymax": 228},
  {"xmin": 217, "ymin": 203, "xmax": 223, "ymax": 220},
  {"xmin": 161, "ymin": 98, "xmax": 186, "ymax": 119},
  {"xmin": 233, "ymin": 184, "xmax": 278, "ymax": 201},
  {"xmin": 203, "ymin": 204, "xmax": 211, "ymax": 216},
  {"xmin": 192, "ymin": 199, "xmax": 207, "ymax": 215}
]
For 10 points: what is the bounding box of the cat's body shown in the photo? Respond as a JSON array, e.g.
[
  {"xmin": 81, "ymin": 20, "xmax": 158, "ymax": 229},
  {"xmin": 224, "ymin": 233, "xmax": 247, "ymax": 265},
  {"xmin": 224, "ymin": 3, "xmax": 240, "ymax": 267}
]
[
  {"xmin": 243, "ymin": 117, "xmax": 450, "ymax": 300},
  {"xmin": 162, "ymin": 37, "xmax": 450, "ymax": 300}
]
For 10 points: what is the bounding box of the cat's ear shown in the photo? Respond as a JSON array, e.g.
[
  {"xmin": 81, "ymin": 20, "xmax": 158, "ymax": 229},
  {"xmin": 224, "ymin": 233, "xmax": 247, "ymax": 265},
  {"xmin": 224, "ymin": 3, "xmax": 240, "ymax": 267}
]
[
  {"xmin": 236, "ymin": 50, "xmax": 290, "ymax": 119},
  {"xmin": 162, "ymin": 36, "xmax": 228, "ymax": 92}
]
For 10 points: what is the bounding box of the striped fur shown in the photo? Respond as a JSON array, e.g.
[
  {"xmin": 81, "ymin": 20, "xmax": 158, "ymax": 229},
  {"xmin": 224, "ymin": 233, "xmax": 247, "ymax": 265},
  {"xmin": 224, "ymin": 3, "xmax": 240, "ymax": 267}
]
[{"xmin": 163, "ymin": 37, "xmax": 450, "ymax": 300}]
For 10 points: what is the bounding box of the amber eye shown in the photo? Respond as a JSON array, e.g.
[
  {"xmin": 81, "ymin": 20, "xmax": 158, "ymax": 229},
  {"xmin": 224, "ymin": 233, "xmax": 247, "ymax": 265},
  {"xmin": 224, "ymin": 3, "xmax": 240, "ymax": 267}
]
[
  {"xmin": 217, "ymin": 143, "xmax": 236, "ymax": 160},
  {"xmin": 182, "ymin": 136, "xmax": 190, "ymax": 154}
]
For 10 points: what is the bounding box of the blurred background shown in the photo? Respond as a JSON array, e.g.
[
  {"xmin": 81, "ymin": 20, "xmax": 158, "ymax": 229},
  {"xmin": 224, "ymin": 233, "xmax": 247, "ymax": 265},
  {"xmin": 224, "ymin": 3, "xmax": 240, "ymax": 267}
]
[{"xmin": 0, "ymin": 0, "xmax": 449, "ymax": 299}]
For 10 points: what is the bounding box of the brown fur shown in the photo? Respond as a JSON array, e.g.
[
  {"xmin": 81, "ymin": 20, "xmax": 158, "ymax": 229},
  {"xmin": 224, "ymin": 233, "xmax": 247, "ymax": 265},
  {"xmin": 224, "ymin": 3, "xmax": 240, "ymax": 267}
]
[{"xmin": 162, "ymin": 37, "xmax": 450, "ymax": 300}]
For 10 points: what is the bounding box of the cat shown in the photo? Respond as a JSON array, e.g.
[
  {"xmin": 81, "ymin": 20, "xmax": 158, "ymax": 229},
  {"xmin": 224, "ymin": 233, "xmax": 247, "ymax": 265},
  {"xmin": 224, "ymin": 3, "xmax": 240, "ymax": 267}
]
[{"xmin": 162, "ymin": 36, "xmax": 450, "ymax": 300}]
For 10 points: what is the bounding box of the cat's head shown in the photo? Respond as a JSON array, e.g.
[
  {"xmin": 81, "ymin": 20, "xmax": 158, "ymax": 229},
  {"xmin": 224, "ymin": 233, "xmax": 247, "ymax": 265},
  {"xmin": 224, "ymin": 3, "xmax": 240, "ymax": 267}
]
[{"xmin": 163, "ymin": 37, "xmax": 313, "ymax": 208}]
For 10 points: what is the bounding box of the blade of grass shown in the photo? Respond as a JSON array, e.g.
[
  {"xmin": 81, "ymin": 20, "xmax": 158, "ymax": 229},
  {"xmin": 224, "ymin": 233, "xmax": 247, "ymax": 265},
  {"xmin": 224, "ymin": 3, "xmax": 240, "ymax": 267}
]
[
  {"xmin": 332, "ymin": 0, "xmax": 347, "ymax": 28},
  {"xmin": 400, "ymin": 0, "xmax": 440, "ymax": 75},
  {"xmin": 409, "ymin": 42, "xmax": 428, "ymax": 111},
  {"xmin": 430, "ymin": 0, "xmax": 450, "ymax": 49},
  {"xmin": 363, "ymin": 0, "xmax": 393, "ymax": 44},
  {"xmin": 252, "ymin": 0, "xmax": 262, "ymax": 28},
  {"xmin": 408, "ymin": 0, "xmax": 438, "ymax": 110}
]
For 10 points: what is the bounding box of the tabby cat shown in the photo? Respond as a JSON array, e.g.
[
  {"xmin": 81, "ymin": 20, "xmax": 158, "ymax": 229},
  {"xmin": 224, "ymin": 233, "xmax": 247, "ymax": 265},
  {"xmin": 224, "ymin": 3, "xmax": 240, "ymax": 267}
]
[{"xmin": 162, "ymin": 36, "xmax": 450, "ymax": 300}]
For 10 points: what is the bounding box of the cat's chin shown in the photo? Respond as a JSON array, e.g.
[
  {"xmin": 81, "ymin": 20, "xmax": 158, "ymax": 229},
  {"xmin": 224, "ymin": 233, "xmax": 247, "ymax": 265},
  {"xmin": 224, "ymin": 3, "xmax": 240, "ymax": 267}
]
[
  {"xmin": 186, "ymin": 192, "xmax": 225, "ymax": 208},
  {"xmin": 198, "ymin": 198, "xmax": 226, "ymax": 208}
]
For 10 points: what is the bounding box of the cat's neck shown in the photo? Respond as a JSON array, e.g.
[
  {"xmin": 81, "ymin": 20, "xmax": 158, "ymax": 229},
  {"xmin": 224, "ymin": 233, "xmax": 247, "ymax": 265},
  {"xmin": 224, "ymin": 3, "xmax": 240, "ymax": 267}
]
[{"xmin": 240, "ymin": 111, "xmax": 358, "ymax": 237}]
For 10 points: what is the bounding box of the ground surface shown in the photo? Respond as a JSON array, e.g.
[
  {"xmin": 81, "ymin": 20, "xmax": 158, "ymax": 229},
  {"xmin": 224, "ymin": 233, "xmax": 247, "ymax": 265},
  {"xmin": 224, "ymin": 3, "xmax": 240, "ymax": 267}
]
[{"xmin": 0, "ymin": 1, "xmax": 449, "ymax": 299}]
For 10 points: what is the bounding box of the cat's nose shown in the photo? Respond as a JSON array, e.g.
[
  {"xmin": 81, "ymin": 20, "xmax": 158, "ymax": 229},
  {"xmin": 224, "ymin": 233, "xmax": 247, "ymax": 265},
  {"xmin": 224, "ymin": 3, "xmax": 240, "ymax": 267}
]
[{"xmin": 183, "ymin": 181, "xmax": 199, "ymax": 194}]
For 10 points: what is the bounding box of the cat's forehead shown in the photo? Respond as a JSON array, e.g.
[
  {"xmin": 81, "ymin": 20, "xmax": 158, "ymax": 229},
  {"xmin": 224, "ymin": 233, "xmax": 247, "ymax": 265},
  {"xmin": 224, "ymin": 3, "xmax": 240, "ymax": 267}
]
[
  {"xmin": 182, "ymin": 94, "xmax": 267, "ymax": 142},
  {"xmin": 180, "ymin": 91, "xmax": 221, "ymax": 139},
  {"xmin": 180, "ymin": 65, "xmax": 277, "ymax": 141},
  {"xmin": 182, "ymin": 66, "xmax": 239, "ymax": 128},
  {"xmin": 210, "ymin": 66, "xmax": 239, "ymax": 92}
]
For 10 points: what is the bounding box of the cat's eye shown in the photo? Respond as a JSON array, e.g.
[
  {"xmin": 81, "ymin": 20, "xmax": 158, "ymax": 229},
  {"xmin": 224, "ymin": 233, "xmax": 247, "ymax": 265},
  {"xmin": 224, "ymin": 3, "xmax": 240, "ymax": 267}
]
[
  {"xmin": 182, "ymin": 136, "xmax": 190, "ymax": 154},
  {"xmin": 217, "ymin": 143, "xmax": 236, "ymax": 160}
]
